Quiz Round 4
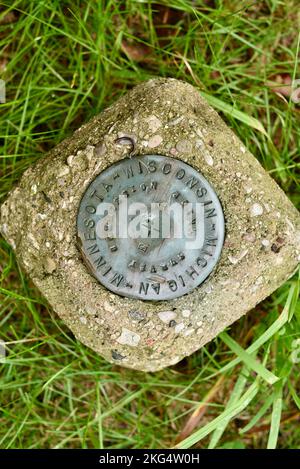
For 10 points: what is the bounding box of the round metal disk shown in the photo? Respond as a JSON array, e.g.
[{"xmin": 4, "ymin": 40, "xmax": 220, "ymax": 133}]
[{"xmin": 77, "ymin": 155, "xmax": 225, "ymax": 301}]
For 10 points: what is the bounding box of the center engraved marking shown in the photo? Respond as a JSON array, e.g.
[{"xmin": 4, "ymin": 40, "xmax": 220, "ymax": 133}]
[{"xmin": 77, "ymin": 154, "xmax": 225, "ymax": 301}]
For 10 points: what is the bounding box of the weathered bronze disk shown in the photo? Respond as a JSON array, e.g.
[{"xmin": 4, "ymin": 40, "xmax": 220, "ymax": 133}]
[{"xmin": 77, "ymin": 155, "xmax": 224, "ymax": 300}]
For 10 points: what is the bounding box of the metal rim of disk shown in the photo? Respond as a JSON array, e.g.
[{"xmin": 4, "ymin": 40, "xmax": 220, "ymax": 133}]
[{"xmin": 77, "ymin": 154, "xmax": 225, "ymax": 301}]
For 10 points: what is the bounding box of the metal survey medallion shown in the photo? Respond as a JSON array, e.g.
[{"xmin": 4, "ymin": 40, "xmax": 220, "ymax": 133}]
[{"xmin": 77, "ymin": 155, "xmax": 225, "ymax": 300}]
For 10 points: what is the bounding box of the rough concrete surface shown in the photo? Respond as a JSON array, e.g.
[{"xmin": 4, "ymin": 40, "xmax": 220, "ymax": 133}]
[{"xmin": 1, "ymin": 78, "xmax": 299, "ymax": 371}]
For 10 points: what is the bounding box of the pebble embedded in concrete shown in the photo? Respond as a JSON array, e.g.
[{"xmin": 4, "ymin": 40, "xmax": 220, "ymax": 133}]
[{"xmin": 117, "ymin": 328, "xmax": 141, "ymax": 347}]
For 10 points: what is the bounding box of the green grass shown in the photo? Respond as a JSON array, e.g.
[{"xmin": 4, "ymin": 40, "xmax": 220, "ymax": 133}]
[{"xmin": 0, "ymin": 0, "xmax": 300, "ymax": 449}]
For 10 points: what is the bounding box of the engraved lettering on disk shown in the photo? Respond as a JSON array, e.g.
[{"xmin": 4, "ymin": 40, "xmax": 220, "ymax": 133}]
[{"xmin": 77, "ymin": 155, "xmax": 225, "ymax": 300}]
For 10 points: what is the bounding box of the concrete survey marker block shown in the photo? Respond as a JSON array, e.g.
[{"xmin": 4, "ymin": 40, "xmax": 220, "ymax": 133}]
[{"xmin": 1, "ymin": 78, "xmax": 299, "ymax": 371}]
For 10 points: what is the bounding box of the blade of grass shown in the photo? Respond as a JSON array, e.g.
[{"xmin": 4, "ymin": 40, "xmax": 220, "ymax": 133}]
[
  {"xmin": 220, "ymin": 332, "xmax": 279, "ymax": 385},
  {"xmin": 200, "ymin": 91, "xmax": 269, "ymax": 137},
  {"xmin": 217, "ymin": 283, "xmax": 297, "ymax": 376},
  {"xmin": 240, "ymin": 394, "xmax": 274, "ymax": 434},
  {"xmin": 209, "ymin": 366, "xmax": 250, "ymax": 448},
  {"xmin": 175, "ymin": 380, "xmax": 260, "ymax": 449},
  {"xmin": 267, "ymin": 383, "xmax": 283, "ymax": 449}
]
